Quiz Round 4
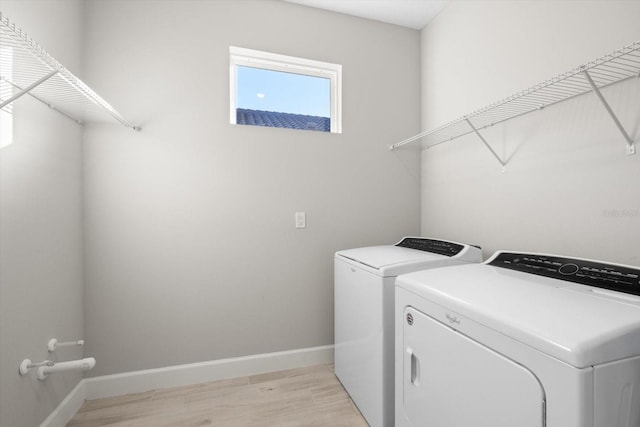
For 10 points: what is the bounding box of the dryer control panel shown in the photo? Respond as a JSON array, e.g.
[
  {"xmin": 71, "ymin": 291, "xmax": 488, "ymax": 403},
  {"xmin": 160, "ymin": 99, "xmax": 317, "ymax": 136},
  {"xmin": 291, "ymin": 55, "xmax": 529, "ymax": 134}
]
[
  {"xmin": 395, "ymin": 238, "xmax": 465, "ymax": 257},
  {"xmin": 489, "ymin": 252, "xmax": 640, "ymax": 296}
]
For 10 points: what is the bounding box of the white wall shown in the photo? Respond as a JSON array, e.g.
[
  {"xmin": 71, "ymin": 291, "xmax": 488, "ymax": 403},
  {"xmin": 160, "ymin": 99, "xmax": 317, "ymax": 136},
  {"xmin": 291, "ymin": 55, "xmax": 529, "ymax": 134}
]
[
  {"xmin": 81, "ymin": 0, "xmax": 421, "ymax": 376},
  {"xmin": 0, "ymin": 2, "xmax": 85, "ymax": 426},
  {"xmin": 420, "ymin": 0, "xmax": 640, "ymax": 265}
]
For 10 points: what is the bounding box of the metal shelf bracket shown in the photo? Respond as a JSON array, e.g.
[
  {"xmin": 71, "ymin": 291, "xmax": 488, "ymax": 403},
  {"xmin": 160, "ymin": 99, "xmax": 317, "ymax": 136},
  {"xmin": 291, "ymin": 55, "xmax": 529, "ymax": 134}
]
[
  {"xmin": 2, "ymin": 76, "xmax": 85, "ymax": 124},
  {"xmin": 582, "ymin": 69, "xmax": 636, "ymax": 155},
  {"xmin": 464, "ymin": 117, "xmax": 506, "ymax": 168},
  {"xmin": 0, "ymin": 70, "xmax": 58, "ymax": 109}
]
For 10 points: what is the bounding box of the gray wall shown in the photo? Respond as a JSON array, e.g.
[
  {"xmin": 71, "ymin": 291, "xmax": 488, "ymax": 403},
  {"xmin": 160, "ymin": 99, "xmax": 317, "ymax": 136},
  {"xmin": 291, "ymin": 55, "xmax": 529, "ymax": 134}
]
[
  {"xmin": 420, "ymin": 0, "xmax": 640, "ymax": 265},
  {"xmin": 0, "ymin": 1, "xmax": 85, "ymax": 426},
  {"xmin": 82, "ymin": 0, "xmax": 421, "ymax": 376}
]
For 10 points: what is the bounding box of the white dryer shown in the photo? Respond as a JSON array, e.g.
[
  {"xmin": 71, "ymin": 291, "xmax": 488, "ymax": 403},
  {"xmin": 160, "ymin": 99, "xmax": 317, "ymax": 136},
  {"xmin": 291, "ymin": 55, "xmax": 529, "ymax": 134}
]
[
  {"xmin": 335, "ymin": 237, "xmax": 482, "ymax": 427},
  {"xmin": 395, "ymin": 251, "xmax": 640, "ymax": 427}
]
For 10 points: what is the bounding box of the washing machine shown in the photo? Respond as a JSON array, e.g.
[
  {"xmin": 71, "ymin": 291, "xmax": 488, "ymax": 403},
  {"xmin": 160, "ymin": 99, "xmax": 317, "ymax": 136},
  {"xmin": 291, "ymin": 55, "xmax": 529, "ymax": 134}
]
[
  {"xmin": 334, "ymin": 237, "xmax": 482, "ymax": 427},
  {"xmin": 395, "ymin": 251, "xmax": 640, "ymax": 427}
]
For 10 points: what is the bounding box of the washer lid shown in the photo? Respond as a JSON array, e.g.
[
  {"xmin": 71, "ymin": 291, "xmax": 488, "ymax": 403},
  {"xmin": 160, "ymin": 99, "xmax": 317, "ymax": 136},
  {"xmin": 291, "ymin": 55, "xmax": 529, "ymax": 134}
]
[
  {"xmin": 337, "ymin": 245, "xmax": 447, "ymax": 270},
  {"xmin": 396, "ymin": 257, "xmax": 640, "ymax": 368}
]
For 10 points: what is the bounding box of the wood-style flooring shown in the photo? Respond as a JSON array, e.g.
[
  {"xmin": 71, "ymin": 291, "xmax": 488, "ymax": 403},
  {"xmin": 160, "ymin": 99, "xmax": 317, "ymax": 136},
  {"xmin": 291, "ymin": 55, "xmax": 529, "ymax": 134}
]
[{"xmin": 67, "ymin": 364, "xmax": 369, "ymax": 426}]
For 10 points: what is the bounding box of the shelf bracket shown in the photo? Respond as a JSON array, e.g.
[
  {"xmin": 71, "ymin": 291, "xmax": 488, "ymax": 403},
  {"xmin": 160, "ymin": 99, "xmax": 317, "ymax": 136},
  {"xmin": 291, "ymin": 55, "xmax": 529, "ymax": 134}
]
[
  {"xmin": 2, "ymin": 76, "xmax": 83, "ymax": 124},
  {"xmin": 464, "ymin": 117, "xmax": 506, "ymax": 167},
  {"xmin": 0, "ymin": 70, "xmax": 59, "ymax": 110},
  {"xmin": 582, "ymin": 69, "xmax": 636, "ymax": 155}
]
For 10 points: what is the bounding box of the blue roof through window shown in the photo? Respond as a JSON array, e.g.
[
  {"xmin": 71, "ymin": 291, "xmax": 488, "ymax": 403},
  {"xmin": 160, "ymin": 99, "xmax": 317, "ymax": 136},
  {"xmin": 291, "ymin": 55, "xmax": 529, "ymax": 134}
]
[{"xmin": 236, "ymin": 109, "xmax": 330, "ymax": 132}]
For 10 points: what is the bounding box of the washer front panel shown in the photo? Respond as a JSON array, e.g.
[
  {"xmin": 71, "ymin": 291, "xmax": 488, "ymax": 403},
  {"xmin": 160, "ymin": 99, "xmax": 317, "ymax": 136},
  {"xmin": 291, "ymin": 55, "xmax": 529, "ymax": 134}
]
[{"xmin": 334, "ymin": 256, "xmax": 385, "ymax": 427}]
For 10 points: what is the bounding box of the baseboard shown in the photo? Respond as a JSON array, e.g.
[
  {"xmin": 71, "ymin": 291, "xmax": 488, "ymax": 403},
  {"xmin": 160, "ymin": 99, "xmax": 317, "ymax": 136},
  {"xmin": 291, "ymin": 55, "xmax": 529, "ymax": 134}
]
[
  {"xmin": 40, "ymin": 344, "xmax": 334, "ymax": 426},
  {"xmin": 84, "ymin": 344, "xmax": 334, "ymax": 400},
  {"xmin": 40, "ymin": 380, "xmax": 86, "ymax": 427}
]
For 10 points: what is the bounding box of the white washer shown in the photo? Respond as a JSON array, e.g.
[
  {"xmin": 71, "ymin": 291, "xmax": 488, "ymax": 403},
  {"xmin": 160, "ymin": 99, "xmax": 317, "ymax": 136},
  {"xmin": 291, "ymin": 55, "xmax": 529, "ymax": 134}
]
[
  {"xmin": 395, "ymin": 251, "xmax": 640, "ymax": 427},
  {"xmin": 335, "ymin": 237, "xmax": 482, "ymax": 427}
]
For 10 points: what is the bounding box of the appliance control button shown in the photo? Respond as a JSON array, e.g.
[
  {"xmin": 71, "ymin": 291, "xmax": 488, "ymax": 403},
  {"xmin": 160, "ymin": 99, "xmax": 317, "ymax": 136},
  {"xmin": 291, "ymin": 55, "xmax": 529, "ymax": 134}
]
[{"xmin": 559, "ymin": 263, "xmax": 580, "ymax": 275}]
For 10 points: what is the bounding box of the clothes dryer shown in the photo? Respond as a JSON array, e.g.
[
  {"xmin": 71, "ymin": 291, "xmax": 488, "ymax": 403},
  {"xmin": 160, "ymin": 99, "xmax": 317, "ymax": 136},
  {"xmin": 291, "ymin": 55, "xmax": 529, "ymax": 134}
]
[
  {"xmin": 395, "ymin": 251, "xmax": 640, "ymax": 427},
  {"xmin": 335, "ymin": 237, "xmax": 482, "ymax": 427}
]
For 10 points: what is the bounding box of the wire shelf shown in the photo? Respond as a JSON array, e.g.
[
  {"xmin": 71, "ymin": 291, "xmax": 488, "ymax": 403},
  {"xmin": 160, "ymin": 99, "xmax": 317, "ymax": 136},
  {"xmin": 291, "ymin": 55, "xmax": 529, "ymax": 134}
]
[
  {"xmin": 391, "ymin": 40, "xmax": 640, "ymax": 154},
  {"xmin": 0, "ymin": 12, "xmax": 139, "ymax": 130}
]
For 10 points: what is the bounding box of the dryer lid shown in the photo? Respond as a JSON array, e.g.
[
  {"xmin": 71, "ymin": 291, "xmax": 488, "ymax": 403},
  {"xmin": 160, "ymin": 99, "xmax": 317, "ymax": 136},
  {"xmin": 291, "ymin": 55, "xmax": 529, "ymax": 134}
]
[{"xmin": 396, "ymin": 254, "xmax": 640, "ymax": 368}]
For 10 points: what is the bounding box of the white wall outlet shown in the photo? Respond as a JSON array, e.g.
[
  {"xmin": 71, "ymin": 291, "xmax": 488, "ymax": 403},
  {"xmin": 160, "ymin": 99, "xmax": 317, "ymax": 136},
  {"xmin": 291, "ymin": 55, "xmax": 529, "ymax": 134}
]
[{"xmin": 295, "ymin": 212, "xmax": 306, "ymax": 229}]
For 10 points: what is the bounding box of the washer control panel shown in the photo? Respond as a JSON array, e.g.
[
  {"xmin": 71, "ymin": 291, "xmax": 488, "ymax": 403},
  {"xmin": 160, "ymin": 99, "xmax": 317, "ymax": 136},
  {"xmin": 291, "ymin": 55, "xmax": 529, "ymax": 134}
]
[
  {"xmin": 396, "ymin": 238, "xmax": 465, "ymax": 257},
  {"xmin": 489, "ymin": 252, "xmax": 640, "ymax": 296}
]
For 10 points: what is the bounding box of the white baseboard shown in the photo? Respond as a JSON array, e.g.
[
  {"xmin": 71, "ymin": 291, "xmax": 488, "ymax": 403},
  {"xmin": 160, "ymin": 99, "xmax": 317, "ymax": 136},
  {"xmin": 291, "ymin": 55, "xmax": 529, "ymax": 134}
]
[
  {"xmin": 40, "ymin": 344, "xmax": 334, "ymax": 426},
  {"xmin": 84, "ymin": 344, "xmax": 334, "ymax": 400},
  {"xmin": 39, "ymin": 380, "xmax": 86, "ymax": 427}
]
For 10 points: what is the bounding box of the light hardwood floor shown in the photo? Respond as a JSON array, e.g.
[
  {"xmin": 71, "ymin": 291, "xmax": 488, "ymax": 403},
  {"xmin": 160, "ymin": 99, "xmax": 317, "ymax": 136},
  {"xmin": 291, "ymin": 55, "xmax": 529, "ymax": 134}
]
[{"xmin": 67, "ymin": 364, "xmax": 369, "ymax": 426}]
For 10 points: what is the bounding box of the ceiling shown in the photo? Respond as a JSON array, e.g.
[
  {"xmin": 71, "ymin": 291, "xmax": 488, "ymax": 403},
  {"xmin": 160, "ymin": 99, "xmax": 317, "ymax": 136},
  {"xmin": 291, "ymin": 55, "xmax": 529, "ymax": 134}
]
[{"xmin": 283, "ymin": 0, "xmax": 449, "ymax": 30}]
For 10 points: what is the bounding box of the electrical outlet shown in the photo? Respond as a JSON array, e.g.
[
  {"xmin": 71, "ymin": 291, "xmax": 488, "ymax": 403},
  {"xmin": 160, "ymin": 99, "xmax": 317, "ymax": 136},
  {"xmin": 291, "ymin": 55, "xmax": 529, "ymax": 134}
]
[{"xmin": 295, "ymin": 212, "xmax": 306, "ymax": 229}]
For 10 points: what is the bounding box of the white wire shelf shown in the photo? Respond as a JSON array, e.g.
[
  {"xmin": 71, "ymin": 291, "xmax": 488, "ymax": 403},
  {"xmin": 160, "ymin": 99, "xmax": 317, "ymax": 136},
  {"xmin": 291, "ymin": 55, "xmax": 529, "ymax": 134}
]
[
  {"xmin": 391, "ymin": 40, "xmax": 640, "ymax": 162},
  {"xmin": 0, "ymin": 12, "xmax": 139, "ymax": 130}
]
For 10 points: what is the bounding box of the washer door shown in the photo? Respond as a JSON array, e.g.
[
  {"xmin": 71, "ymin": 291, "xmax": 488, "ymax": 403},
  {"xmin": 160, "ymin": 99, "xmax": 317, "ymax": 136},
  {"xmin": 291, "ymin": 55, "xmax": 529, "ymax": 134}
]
[{"xmin": 402, "ymin": 307, "xmax": 546, "ymax": 427}]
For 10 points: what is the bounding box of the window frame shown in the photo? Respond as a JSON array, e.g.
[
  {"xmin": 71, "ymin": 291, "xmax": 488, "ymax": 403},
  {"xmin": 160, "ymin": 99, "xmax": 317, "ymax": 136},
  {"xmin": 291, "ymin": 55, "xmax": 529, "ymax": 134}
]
[{"xmin": 229, "ymin": 46, "xmax": 342, "ymax": 134}]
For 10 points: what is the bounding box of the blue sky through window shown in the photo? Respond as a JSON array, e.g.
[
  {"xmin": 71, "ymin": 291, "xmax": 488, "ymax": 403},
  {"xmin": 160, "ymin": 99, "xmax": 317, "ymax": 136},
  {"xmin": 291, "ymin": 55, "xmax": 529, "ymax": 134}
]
[{"xmin": 236, "ymin": 66, "xmax": 330, "ymax": 118}]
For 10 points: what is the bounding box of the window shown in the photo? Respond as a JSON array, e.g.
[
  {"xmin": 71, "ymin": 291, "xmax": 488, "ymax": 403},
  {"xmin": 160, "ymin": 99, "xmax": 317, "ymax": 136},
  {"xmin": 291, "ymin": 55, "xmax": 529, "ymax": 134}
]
[
  {"xmin": 0, "ymin": 45, "xmax": 13, "ymax": 149},
  {"xmin": 230, "ymin": 47, "xmax": 342, "ymax": 133}
]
